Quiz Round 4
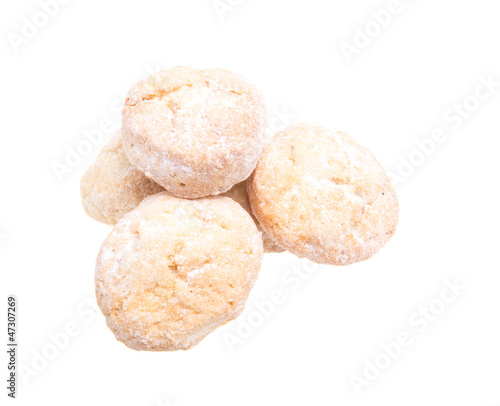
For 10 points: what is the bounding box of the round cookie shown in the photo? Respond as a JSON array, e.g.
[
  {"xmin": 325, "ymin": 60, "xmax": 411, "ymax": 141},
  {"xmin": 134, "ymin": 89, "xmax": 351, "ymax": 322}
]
[
  {"xmin": 95, "ymin": 192, "xmax": 263, "ymax": 351},
  {"xmin": 122, "ymin": 66, "xmax": 266, "ymax": 198},
  {"xmin": 221, "ymin": 182, "xmax": 284, "ymax": 254},
  {"xmin": 247, "ymin": 124, "xmax": 399, "ymax": 266},
  {"xmin": 80, "ymin": 131, "xmax": 165, "ymax": 225},
  {"xmin": 81, "ymin": 130, "xmax": 165, "ymax": 225}
]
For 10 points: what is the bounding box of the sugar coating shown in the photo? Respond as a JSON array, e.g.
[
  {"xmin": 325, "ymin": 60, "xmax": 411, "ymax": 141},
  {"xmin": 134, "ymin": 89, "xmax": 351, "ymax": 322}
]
[
  {"xmin": 95, "ymin": 192, "xmax": 263, "ymax": 351},
  {"xmin": 247, "ymin": 124, "xmax": 399, "ymax": 266},
  {"xmin": 122, "ymin": 66, "xmax": 266, "ymax": 198},
  {"xmin": 80, "ymin": 130, "xmax": 164, "ymax": 225},
  {"xmin": 221, "ymin": 182, "xmax": 284, "ymax": 254}
]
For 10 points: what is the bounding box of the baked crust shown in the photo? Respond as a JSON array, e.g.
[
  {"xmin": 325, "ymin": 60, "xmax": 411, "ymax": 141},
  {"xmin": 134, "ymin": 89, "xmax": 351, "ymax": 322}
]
[
  {"xmin": 222, "ymin": 181, "xmax": 284, "ymax": 254},
  {"xmin": 80, "ymin": 130, "xmax": 164, "ymax": 225},
  {"xmin": 95, "ymin": 192, "xmax": 263, "ymax": 351},
  {"xmin": 122, "ymin": 66, "xmax": 266, "ymax": 198},
  {"xmin": 247, "ymin": 124, "xmax": 399, "ymax": 265}
]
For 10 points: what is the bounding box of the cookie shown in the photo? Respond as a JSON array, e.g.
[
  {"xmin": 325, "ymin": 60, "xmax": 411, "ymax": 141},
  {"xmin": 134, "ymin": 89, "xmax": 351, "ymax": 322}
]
[
  {"xmin": 247, "ymin": 124, "xmax": 399, "ymax": 266},
  {"xmin": 122, "ymin": 66, "xmax": 266, "ymax": 198},
  {"xmin": 80, "ymin": 130, "xmax": 164, "ymax": 225},
  {"xmin": 221, "ymin": 181, "xmax": 284, "ymax": 254},
  {"xmin": 95, "ymin": 192, "xmax": 263, "ymax": 351}
]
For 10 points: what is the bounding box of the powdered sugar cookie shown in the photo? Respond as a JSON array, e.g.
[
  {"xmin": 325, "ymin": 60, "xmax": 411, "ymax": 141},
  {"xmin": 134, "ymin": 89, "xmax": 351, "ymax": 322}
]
[
  {"xmin": 222, "ymin": 182, "xmax": 284, "ymax": 254},
  {"xmin": 95, "ymin": 192, "xmax": 263, "ymax": 351},
  {"xmin": 247, "ymin": 124, "xmax": 399, "ymax": 266},
  {"xmin": 81, "ymin": 130, "xmax": 164, "ymax": 225},
  {"xmin": 122, "ymin": 66, "xmax": 266, "ymax": 198}
]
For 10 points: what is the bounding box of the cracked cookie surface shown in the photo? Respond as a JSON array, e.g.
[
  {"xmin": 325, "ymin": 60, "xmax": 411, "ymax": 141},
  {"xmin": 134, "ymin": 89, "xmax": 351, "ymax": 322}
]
[
  {"xmin": 95, "ymin": 192, "xmax": 263, "ymax": 351},
  {"xmin": 122, "ymin": 66, "xmax": 266, "ymax": 198},
  {"xmin": 247, "ymin": 124, "xmax": 399, "ymax": 266}
]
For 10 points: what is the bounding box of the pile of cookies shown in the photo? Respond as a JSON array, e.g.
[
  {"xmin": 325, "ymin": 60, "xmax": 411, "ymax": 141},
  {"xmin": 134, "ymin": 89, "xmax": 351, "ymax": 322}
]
[{"xmin": 81, "ymin": 66, "xmax": 399, "ymax": 351}]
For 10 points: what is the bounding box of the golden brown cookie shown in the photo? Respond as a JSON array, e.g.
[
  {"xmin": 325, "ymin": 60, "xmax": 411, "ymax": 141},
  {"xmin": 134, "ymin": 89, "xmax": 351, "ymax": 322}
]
[
  {"xmin": 221, "ymin": 182, "xmax": 284, "ymax": 254},
  {"xmin": 122, "ymin": 66, "xmax": 266, "ymax": 198},
  {"xmin": 247, "ymin": 124, "xmax": 399, "ymax": 266},
  {"xmin": 95, "ymin": 192, "xmax": 263, "ymax": 351},
  {"xmin": 80, "ymin": 130, "xmax": 164, "ymax": 225}
]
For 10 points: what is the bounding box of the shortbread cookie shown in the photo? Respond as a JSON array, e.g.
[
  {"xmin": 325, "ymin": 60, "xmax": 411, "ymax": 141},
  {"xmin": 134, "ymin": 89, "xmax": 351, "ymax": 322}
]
[
  {"xmin": 122, "ymin": 66, "xmax": 266, "ymax": 198},
  {"xmin": 95, "ymin": 192, "xmax": 263, "ymax": 351},
  {"xmin": 222, "ymin": 182, "xmax": 284, "ymax": 254},
  {"xmin": 248, "ymin": 124, "xmax": 399, "ymax": 266},
  {"xmin": 81, "ymin": 130, "xmax": 164, "ymax": 225}
]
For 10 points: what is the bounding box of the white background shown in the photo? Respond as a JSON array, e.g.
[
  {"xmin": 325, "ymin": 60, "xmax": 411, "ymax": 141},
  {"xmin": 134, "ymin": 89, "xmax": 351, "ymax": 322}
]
[{"xmin": 1, "ymin": 0, "xmax": 500, "ymax": 405}]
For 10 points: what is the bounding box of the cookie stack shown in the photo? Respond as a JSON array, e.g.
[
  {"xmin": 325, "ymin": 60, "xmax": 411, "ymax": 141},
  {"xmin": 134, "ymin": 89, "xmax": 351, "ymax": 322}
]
[{"xmin": 81, "ymin": 66, "xmax": 399, "ymax": 351}]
